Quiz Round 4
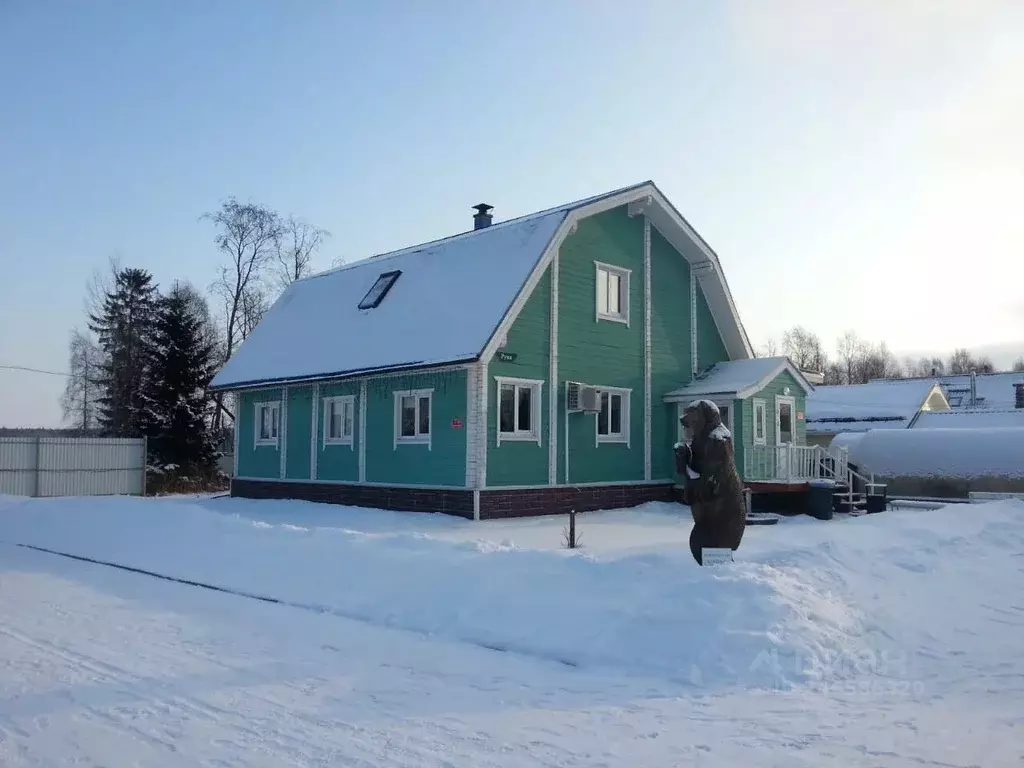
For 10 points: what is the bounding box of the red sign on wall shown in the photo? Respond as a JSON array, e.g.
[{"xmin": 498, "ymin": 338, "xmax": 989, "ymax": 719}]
[
  {"xmin": 451, "ymin": 418, "xmax": 463, "ymax": 429},
  {"xmin": 797, "ymin": 412, "xmax": 804, "ymax": 420}
]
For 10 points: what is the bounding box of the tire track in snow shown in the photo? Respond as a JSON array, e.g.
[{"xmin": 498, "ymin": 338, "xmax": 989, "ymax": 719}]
[{"xmin": 9, "ymin": 542, "xmax": 581, "ymax": 671}]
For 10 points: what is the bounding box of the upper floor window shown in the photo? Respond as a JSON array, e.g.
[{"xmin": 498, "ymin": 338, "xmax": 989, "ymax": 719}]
[
  {"xmin": 394, "ymin": 388, "xmax": 432, "ymax": 447},
  {"xmin": 254, "ymin": 401, "xmax": 280, "ymax": 446},
  {"xmin": 359, "ymin": 270, "xmax": 401, "ymax": 310},
  {"xmin": 496, "ymin": 376, "xmax": 543, "ymax": 445},
  {"xmin": 595, "ymin": 261, "xmax": 630, "ymax": 324},
  {"xmin": 323, "ymin": 395, "xmax": 355, "ymax": 446}
]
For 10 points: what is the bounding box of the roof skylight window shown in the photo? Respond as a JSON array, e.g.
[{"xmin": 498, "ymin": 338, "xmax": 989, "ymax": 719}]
[{"xmin": 358, "ymin": 270, "xmax": 401, "ymax": 310}]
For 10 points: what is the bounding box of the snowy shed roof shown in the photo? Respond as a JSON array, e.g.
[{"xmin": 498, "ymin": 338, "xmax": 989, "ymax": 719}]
[
  {"xmin": 805, "ymin": 379, "xmax": 949, "ymax": 434},
  {"xmin": 663, "ymin": 357, "xmax": 813, "ymax": 402},
  {"xmin": 211, "ymin": 181, "xmax": 755, "ymax": 390}
]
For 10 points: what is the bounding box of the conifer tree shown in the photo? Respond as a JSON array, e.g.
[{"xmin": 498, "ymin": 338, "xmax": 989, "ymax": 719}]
[
  {"xmin": 87, "ymin": 268, "xmax": 159, "ymax": 437},
  {"xmin": 143, "ymin": 282, "xmax": 218, "ymax": 474}
]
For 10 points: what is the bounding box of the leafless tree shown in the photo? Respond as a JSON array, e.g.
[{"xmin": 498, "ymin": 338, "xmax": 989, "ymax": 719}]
[
  {"xmin": 823, "ymin": 361, "xmax": 845, "ymax": 385},
  {"xmin": 61, "ymin": 329, "xmax": 103, "ymax": 431},
  {"xmin": 852, "ymin": 341, "xmax": 901, "ymax": 383},
  {"xmin": 782, "ymin": 326, "xmax": 827, "ymax": 372},
  {"xmin": 205, "ymin": 198, "xmax": 283, "ymax": 364},
  {"xmin": 205, "ymin": 198, "xmax": 282, "ymax": 429},
  {"xmin": 1013, "ymin": 357, "xmax": 1024, "ymax": 373},
  {"xmin": 274, "ymin": 216, "xmax": 329, "ymax": 291},
  {"xmin": 238, "ymin": 284, "xmax": 269, "ymax": 341},
  {"xmin": 948, "ymin": 348, "xmax": 974, "ymax": 375},
  {"xmin": 757, "ymin": 337, "xmax": 779, "ymax": 358},
  {"xmin": 836, "ymin": 331, "xmax": 861, "ymax": 385}
]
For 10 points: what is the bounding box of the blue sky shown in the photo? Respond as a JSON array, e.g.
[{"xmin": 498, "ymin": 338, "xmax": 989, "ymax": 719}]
[{"xmin": 1, "ymin": 0, "xmax": 1022, "ymax": 427}]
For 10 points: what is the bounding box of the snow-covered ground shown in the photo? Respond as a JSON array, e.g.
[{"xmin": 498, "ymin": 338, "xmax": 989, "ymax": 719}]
[{"xmin": 1, "ymin": 494, "xmax": 1023, "ymax": 766}]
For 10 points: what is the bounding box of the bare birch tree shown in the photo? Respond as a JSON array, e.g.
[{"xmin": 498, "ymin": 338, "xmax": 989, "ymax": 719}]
[
  {"xmin": 274, "ymin": 216, "xmax": 329, "ymax": 291},
  {"xmin": 205, "ymin": 198, "xmax": 283, "ymax": 364},
  {"xmin": 61, "ymin": 329, "xmax": 103, "ymax": 432}
]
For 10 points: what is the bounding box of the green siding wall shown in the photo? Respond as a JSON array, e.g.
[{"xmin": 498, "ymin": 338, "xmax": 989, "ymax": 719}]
[
  {"xmin": 236, "ymin": 388, "xmax": 283, "ymax": 478},
  {"xmin": 285, "ymin": 386, "xmax": 313, "ymax": 480},
  {"xmin": 364, "ymin": 369, "xmax": 468, "ymax": 486},
  {"xmin": 696, "ymin": 284, "xmax": 729, "ymax": 373},
  {"xmin": 556, "ymin": 206, "xmax": 645, "ymax": 484},
  {"xmin": 317, "ymin": 381, "xmax": 360, "ymax": 482},
  {"xmin": 487, "ymin": 267, "xmax": 551, "ymax": 486},
  {"xmin": 650, "ymin": 226, "xmax": 694, "ymax": 480}
]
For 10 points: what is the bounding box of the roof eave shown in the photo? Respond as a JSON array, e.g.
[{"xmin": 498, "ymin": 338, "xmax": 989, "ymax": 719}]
[{"xmin": 208, "ymin": 355, "xmax": 479, "ymax": 393}]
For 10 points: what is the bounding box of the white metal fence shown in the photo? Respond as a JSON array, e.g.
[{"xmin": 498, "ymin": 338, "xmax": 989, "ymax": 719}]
[{"xmin": 0, "ymin": 437, "xmax": 146, "ymax": 497}]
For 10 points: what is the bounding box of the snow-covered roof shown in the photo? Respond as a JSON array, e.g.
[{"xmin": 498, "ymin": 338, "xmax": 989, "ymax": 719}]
[
  {"xmin": 871, "ymin": 371, "xmax": 1024, "ymax": 411},
  {"xmin": 211, "ymin": 181, "xmax": 755, "ymax": 390},
  {"xmin": 937, "ymin": 372, "xmax": 1024, "ymax": 410},
  {"xmin": 806, "ymin": 379, "xmax": 947, "ymax": 434},
  {"xmin": 847, "ymin": 428, "xmax": 1024, "ymax": 479},
  {"xmin": 913, "ymin": 409, "xmax": 1024, "ymax": 430},
  {"xmin": 663, "ymin": 357, "xmax": 813, "ymax": 402}
]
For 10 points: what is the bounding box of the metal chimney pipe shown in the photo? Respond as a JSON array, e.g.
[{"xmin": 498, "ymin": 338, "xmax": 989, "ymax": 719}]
[{"xmin": 472, "ymin": 203, "xmax": 493, "ymax": 230}]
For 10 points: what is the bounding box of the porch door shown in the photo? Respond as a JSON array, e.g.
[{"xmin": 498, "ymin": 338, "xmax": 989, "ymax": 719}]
[{"xmin": 775, "ymin": 396, "xmax": 795, "ymax": 479}]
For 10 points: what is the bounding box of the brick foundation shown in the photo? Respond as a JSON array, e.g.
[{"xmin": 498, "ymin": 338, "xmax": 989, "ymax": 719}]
[
  {"xmin": 478, "ymin": 483, "xmax": 675, "ymax": 520},
  {"xmin": 231, "ymin": 479, "xmax": 475, "ymax": 519},
  {"xmin": 231, "ymin": 478, "xmax": 677, "ymax": 520}
]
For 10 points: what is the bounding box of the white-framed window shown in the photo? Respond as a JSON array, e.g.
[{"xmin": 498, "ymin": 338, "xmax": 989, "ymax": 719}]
[
  {"xmin": 595, "ymin": 386, "xmax": 630, "ymax": 446},
  {"xmin": 394, "ymin": 388, "xmax": 432, "ymax": 447},
  {"xmin": 752, "ymin": 398, "xmax": 767, "ymax": 445},
  {"xmin": 595, "ymin": 261, "xmax": 630, "ymax": 325},
  {"xmin": 323, "ymin": 395, "xmax": 355, "ymax": 446},
  {"xmin": 495, "ymin": 376, "xmax": 543, "ymax": 445},
  {"xmin": 254, "ymin": 401, "xmax": 280, "ymax": 447}
]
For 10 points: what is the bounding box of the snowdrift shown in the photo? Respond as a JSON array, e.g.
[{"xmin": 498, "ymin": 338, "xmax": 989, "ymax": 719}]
[{"xmin": 3, "ymin": 495, "xmax": 1023, "ymax": 694}]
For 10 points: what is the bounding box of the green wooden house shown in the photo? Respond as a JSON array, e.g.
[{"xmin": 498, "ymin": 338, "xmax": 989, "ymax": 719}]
[{"xmin": 209, "ymin": 180, "xmax": 814, "ymax": 519}]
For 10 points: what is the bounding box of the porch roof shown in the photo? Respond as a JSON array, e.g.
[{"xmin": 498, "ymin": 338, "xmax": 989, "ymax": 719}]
[{"xmin": 663, "ymin": 356, "xmax": 814, "ymax": 403}]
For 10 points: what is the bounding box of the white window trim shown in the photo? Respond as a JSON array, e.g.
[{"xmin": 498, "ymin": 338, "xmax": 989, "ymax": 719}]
[
  {"xmin": 594, "ymin": 386, "xmax": 631, "ymax": 447},
  {"xmin": 594, "ymin": 260, "xmax": 631, "ymax": 326},
  {"xmin": 495, "ymin": 376, "xmax": 544, "ymax": 446},
  {"xmin": 752, "ymin": 397, "xmax": 767, "ymax": 445},
  {"xmin": 775, "ymin": 395, "xmax": 796, "ymax": 446},
  {"xmin": 322, "ymin": 394, "xmax": 356, "ymax": 448},
  {"xmin": 253, "ymin": 400, "xmax": 280, "ymax": 448},
  {"xmin": 394, "ymin": 388, "xmax": 433, "ymax": 449}
]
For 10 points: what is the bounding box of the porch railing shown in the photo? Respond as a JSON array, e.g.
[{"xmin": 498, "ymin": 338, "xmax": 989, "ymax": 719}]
[{"xmin": 743, "ymin": 444, "xmax": 850, "ymax": 484}]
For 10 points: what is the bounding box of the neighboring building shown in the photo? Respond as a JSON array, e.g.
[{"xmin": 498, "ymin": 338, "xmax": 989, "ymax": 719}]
[
  {"xmin": 805, "ymin": 379, "xmax": 950, "ymax": 447},
  {"xmin": 210, "ymin": 181, "xmax": 760, "ymax": 519},
  {"xmin": 913, "ymin": 409, "xmax": 1024, "ymax": 430},
  {"xmin": 662, "ymin": 357, "xmax": 815, "ymax": 481},
  {"xmin": 935, "ymin": 371, "xmax": 1024, "ymax": 411}
]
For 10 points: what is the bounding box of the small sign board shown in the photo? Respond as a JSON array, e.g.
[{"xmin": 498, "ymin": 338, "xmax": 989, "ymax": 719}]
[
  {"xmin": 797, "ymin": 411, "xmax": 805, "ymax": 420},
  {"xmin": 702, "ymin": 548, "xmax": 734, "ymax": 566},
  {"xmin": 451, "ymin": 418, "xmax": 463, "ymax": 429},
  {"xmin": 497, "ymin": 351, "xmax": 517, "ymax": 363}
]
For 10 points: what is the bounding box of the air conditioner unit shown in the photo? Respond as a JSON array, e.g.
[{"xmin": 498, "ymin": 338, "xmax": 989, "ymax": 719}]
[
  {"xmin": 578, "ymin": 386, "xmax": 601, "ymax": 413},
  {"xmin": 567, "ymin": 381, "xmax": 602, "ymax": 413},
  {"xmin": 566, "ymin": 381, "xmax": 582, "ymax": 411}
]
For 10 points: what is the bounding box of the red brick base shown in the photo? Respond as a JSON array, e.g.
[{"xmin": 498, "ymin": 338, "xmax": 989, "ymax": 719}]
[
  {"xmin": 230, "ymin": 479, "xmax": 475, "ymax": 519},
  {"xmin": 478, "ymin": 483, "xmax": 675, "ymax": 520},
  {"xmin": 231, "ymin": 479, "xmax": 677, "ymax": 520}
]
